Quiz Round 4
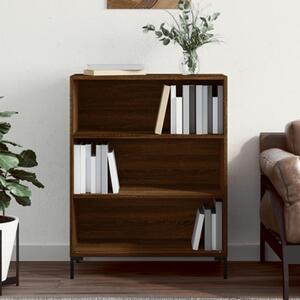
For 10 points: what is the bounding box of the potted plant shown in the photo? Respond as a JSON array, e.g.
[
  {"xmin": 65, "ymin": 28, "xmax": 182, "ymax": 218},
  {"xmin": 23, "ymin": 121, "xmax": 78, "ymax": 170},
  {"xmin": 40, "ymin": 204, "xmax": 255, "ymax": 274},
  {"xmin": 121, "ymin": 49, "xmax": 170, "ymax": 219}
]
[
  {"xmin": 0, "ymin": 96, "xmax": 44, "ymax": 282},
  {"xmin": 143, "ymin": 0, "xmax": 221, "ymax": 74}
]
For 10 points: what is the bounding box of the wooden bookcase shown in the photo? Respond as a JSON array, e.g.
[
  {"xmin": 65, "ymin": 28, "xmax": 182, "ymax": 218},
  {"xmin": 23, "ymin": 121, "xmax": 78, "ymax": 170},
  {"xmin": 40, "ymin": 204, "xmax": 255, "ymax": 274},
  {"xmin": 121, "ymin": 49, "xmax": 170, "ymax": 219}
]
[{"xmin": 70, "ymin": 74, "xmax": 228, "ymax": 278}]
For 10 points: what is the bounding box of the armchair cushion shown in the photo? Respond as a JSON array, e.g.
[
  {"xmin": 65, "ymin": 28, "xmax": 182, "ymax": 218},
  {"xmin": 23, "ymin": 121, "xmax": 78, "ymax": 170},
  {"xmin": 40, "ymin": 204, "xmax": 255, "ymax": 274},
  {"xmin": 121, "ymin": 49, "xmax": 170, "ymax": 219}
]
[
  {"xmin": 260, "ymin": 148, "xmax": 300, "ymax": 243},
  {"xmin": 286, "ymin": 120, "xmax": 300, "ymax": 156}
]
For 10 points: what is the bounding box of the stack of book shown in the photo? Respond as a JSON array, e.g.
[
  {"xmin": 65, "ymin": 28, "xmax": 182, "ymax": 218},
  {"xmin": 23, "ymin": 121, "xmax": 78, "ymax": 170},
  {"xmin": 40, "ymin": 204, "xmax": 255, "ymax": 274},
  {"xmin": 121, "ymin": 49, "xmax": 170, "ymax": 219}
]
[
  {"xmin": 155, "ymin": 85, "xmax": 224, "ymax": 135},
  {"xmin": 84, "ymin": 64, "xmax": 146, "ymax": 76},
  {"xmin": 74, "ymin": 144, "xmax": 120, "ymax": 194},
  {"xmin": 191, "ymin": 201, "xmax": 222, "ymax": 251}
]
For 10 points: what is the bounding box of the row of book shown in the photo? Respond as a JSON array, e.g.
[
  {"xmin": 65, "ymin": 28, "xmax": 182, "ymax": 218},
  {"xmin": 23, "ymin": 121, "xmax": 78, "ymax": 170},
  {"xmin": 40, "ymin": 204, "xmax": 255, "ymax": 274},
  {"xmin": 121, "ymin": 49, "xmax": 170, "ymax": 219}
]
[
  {"xmin": 155, "ymin": 85, "xmax": 224, "ymax": 135},
  {"xmin": 191, "ymin": 201, "xmax": 222, "ymax": 251},
  {"xmin": 74, "ymin": 144, "xmax": 120, "ymax": 194}
]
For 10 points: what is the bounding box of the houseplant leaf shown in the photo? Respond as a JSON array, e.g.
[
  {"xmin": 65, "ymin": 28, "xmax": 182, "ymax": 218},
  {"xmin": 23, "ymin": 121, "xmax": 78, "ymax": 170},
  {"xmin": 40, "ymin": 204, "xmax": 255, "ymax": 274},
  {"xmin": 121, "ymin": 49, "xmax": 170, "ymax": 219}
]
[
  {"xmin": 10, "ymin": 169, "xmax": 45, "ymax": 188},
  {"xmin": 6, "ymin": 182, "xmax": 31, "ymax": 197},
  {"xmin": 12, "ymin": 195, "xmax": 31, "ymax": 206},
  {"xmin": 0, "ymin": 152, "xmax": 19, "ymax": 170},
  {"xmin": 0, "ymin": 111, "xmax": 18, "ymax": 117},
  {"xmin": 17, "ymin": 150, "xmax": 38, "ymax": 167},
  {"xmin": 0, "ymin": 191, "xmax": 11, "ymax": 208}
]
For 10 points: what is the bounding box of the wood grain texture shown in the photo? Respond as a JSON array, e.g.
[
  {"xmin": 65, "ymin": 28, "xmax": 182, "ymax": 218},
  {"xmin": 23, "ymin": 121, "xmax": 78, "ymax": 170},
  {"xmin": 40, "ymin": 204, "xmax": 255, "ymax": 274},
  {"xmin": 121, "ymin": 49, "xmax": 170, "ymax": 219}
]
[
  {"xmin": 4, "ymin": 262, "xmax": 300, "ymax": 297},
  {"xmin": 70, "ymin": 74, "xmax": 227, "ymax": 258},
  {"xmin": 108, "ymin": 0, "xmax": 179, "ymax": 9}
]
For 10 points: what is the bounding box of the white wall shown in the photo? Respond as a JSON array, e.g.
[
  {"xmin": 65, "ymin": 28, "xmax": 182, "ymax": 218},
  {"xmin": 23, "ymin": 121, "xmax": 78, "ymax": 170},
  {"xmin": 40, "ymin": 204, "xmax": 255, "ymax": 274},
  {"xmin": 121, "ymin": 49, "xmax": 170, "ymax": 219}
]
[{"xmin": 0, "ymin": 0, "xmax": 299, "ymax": 261}]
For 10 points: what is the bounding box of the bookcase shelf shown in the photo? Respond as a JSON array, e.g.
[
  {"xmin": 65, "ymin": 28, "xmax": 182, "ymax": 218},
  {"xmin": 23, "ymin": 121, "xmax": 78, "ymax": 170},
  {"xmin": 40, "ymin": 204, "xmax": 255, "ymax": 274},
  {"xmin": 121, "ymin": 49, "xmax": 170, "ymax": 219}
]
[{"xmin": 70, "ymin": 73, "xmax": 228, "ymax": 278}]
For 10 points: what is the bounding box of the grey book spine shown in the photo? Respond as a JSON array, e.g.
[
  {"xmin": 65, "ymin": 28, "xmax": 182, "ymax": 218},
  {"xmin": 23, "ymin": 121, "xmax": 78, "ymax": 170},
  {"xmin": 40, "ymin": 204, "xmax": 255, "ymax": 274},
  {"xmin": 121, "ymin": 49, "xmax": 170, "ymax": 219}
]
[
  {"xmin": 218, "ymin": 85, "xmax": 224, "ymax": 134},
  {"xmin": 189, "ymin": 85, "xmax": 196, "ymax": 134},
  {"xmin": 196, "ymin": 85, "xmax": 203, "ymax": 134},
  {"xmin": 204, "ymin": 204, "xmax": 212, "ymax": 251},
  {"xmin": 207, "ymin": 86, "xmax": 213, "ymax": 134},
  {"xmin": 182, "ymin": 85, "xmax": 190, "ymax": 135},
  {"xmin": 202, "ymin": 86, "xmax": 208, "ymax": 134},
  {"xmin": 216, "ymin": 201, "xmax": 223, "ymax": 250},
  {"xmin": 101, "ymin": 144, "xmax": 108, "ymax": 194}
]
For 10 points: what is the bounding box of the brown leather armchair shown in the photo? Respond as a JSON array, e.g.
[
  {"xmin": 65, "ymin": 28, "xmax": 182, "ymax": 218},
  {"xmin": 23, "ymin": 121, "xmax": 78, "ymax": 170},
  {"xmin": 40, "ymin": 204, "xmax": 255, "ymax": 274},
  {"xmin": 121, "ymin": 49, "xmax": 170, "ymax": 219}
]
[{"xmin": 260, "ymin": 121, "xmax": 300, "ymax": 300}]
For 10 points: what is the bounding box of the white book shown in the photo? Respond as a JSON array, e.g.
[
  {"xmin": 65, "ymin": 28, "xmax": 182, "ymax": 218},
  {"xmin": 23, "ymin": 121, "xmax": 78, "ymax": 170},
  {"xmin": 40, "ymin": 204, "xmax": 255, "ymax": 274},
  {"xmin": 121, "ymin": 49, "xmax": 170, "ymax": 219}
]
[
  {"xmin": 108, "ymin": 150, "xmax": 120, "ymax": 194},
  {"xmin": 96, "ymin": 145, "xmax": 102, "ymax": 194},
  {"xmin": 218, "ymin": 85, "xmax": 224, "ymax": 134},
  {"xmin": 91, "ymin": 156, "xmax": 96, "ymax": 194},
  {"xmin": 176, "ymin": 97, "xmax": 183, "ymax": 134},
  {"xmin": 204, "ymin": 205, "xmax": 212, "ymax": 251},
  {"xmin": 85, "ymin": 145, "xmax": 92, "ymax": 193},
  {"xmin": 191, "ymin": 206, "xmax": 205, "ymax": 250},
  {"xmin": 101, "ymin": 144, "xmax": 108, "ymax": 194},
  {"xmin": 196, "ymin": 85, "xmax": 203, "ymax": 134},
  {"xmin": 216, "ymin": 201, "xmax": 223, "ymax": 250},
  {"xmin": 80, "ymin": 145, "xmax": 87, "ymax": 194},
  {"xmin": 182, "ymin": 85, "xmax": 190, "ymax": 135},
  {"xmin": 74, "ymin": 145, "xmax": 81, "ymax": 194},
  {"xmin": 170, "ymin": 86, "xmax": 177, "ymax": 134},
  {"xmin": 212, "ymin": 97, "xmax": 219, "ymax": 134},
  {"xmin": 211, "ymin": 204, "xmax": 217, "ymax": 250},
  {"xmin": 202, "ymin": 86, "xmax": 208, "ymax": 134}
]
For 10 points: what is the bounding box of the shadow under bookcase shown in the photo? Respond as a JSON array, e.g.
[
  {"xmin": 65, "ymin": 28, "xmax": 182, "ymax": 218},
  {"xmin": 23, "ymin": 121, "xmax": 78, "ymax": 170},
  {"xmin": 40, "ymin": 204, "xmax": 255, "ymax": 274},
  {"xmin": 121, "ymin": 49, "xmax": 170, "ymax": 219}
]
[{"xmin": 70, "ymin": 74, "xmax": 228, "ymax": 278}]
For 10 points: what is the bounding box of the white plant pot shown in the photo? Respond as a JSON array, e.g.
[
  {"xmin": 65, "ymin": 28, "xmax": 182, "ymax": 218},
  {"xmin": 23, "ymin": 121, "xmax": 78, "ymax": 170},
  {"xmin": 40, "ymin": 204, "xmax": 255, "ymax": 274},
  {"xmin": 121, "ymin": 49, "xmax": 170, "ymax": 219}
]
[{"xmin": 0, "ymin": 216, "xmax": 18, "ymax": 282}]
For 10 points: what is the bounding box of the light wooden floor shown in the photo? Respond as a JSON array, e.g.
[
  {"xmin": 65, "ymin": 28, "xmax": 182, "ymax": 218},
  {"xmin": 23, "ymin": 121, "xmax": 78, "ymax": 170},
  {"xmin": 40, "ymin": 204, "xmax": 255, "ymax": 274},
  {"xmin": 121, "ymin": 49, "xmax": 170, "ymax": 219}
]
[{"xmin": 4, "ymin": 262, "xmax": 300, "ymax": 297}]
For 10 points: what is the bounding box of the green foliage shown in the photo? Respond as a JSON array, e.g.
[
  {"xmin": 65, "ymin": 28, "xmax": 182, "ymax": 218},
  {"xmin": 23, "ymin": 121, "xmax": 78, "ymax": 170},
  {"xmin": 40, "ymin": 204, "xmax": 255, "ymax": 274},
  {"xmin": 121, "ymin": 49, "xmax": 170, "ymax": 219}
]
[
  {"xmin": 0, "ymin": 97, "xmax": 44, "ymax": 215},
  {"xmin": 142, "ymin": 0, "xmax": 220, "ymax": 53}
]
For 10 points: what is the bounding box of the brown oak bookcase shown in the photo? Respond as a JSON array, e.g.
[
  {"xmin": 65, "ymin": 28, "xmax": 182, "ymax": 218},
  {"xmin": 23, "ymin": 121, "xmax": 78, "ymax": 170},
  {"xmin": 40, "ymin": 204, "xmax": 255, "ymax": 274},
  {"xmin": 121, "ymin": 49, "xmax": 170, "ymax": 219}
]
[{"xmin": 69, "ymin": 74, "xmax": 228, "ymax": 278}]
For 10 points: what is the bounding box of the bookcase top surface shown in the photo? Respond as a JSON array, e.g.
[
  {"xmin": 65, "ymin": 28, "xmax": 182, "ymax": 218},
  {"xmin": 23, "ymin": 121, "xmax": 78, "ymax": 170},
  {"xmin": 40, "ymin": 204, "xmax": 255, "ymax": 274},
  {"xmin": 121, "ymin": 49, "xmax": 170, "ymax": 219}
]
[{"xmin": 71, "ymin": 73, "xmax": 227, "ymax": 81}]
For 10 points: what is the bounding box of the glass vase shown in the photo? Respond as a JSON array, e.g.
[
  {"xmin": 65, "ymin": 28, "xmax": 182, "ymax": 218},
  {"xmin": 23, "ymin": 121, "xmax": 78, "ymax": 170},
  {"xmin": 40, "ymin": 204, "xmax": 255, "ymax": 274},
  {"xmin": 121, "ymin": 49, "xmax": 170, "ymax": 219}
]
[{"xmin": 180, "ymin": 50, "xmax": 200, "ymax": 75}]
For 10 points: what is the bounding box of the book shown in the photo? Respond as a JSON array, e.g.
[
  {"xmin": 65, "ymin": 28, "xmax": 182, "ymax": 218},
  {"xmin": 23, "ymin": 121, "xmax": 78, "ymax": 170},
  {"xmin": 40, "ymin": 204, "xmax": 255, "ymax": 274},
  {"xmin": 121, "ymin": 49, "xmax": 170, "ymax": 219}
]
[
  {"xmin": 170, "ymin": 86, "xmax": 177, "ymax": 134},
  {"xmin": 182, "ymin": 85, "xmax": 190, "ymax": 135},
  {"xmin": 202, "ymin": 86, "xmax": 208, "ymax": 134},
  {"xmin": 208, "ymin": 86, "xmax": 213, "ymax": 134},
  {"xmin": 108, "ymin": 150, "xmax": 120, "ymax": 194},
  {"xmin": 85, "ymin": 144, "xmax": 92, "ymax": 193},
  {"xmin": 87, "ymin": 64, "xmax": 144, "ymax": 71},
  {"xmin": 191, "ymin": 206, "xmax": 205, "ymax": 250},
  {"xmin": 196, "ymin": 85, "xmax": 203, "ymax": 134},
  {"xmin": 155, "ymin": 85, "xmax": 171, "ymax": 135},
  {"xmin": 189, "ymin": 85, "xmax": 196, "ymax": 134},
  {"xmin": 218, "ymin": 85, "xmax": 224, "ymax": 134},
  {"xmin": 211, "ymin": 204, "xmax": 217, "ymax": 250},
  {"xmin": 96, "ymin": 145, "xmax": 102, "ymax": 194},
  {"xmin": 74, "ymin": 145, "xmax": 81, "ymax": 194},
  {"xmin": 91, "ymin": 156, "xmax": 96, "ymax": 194},
  {"xmin": 204, "ymin": 204, "xmax": 212, "ymax": 251},
  {"xmin": 212, "ymin": 97, "xmax": 219, "ymax": 134},
  {"xmin": 84, "ymin": 69, "xmax": 146, "ymax": 76},
  {"xmin": 176, "ymin": 97, "xmax": 183, "ymax": 134},
  {"xmin": 216, "ymin": 201, "xmax": 223, "ymax": 250},
  {"xmin": 101, "ymin": 144, "xmax": 108, "ymax": 194},
  {"xmin": 80, "ymin": 145, "xmax": 87, "ymax": 194}
]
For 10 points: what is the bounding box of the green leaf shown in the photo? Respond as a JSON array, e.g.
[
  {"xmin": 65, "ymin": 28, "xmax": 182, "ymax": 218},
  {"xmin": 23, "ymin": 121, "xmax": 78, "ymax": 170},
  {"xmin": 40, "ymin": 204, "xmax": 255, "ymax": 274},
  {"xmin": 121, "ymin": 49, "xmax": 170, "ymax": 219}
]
[
  {"xmin": 17, "ymin": 150, "xmax": 38, "ymax": 168},
  {"xmin": 0, "ymin": 111, "xmax": 18, "ymax": 117},
  {"xmin": 12, "ymin": 195, "xmax": 31, "ymax": 206},
  {"xmin": 10, "ymin": 169, "xmax": 44, "ymax": 188},
  {"xmin": 155, "ymin": 31, "xmax": 163, "ymax": 38},
  {"xmin": 0, "ymin": 122, "xmax": 11, "ymax": 138},
  {"xmin": 7, "ymin": 182, "xmax": 31, "ymax": 197},
  {"xmin": 0, "ymin": 143, "xmax": 8, "ymax": 151},
  {"xmin": 0, "ymin": 175, "xmax": 7, "ymax": 187},
  {"xmin": 2, "ymin": 140, "xmax": 22, "ymax": 147},
  {"xmin": 163, "ymin": 38, "xmax": 170, "ymax": 45},
  {"xmin": 0, "ymin": 152, "xmax": 19, "ymax": 170},
  {"xmin": 0, "ymin": 191, "xmax": 11, "ymax": 208}
]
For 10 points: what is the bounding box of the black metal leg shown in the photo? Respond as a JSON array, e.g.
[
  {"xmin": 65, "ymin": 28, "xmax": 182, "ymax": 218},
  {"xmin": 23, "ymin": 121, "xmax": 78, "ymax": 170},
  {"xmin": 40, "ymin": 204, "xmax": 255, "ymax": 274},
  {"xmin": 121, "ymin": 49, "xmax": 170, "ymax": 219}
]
[
  {"xmin": 76, "ymin": 257, "xmax": 83, "ymax": 263},
  {"xmin": 282, "ymin": 252, "xmax": 289, "ymax": 300},
  {"xmin": 223, "ymin": 257, "xmax": 228, "ymax": 279},
  {"xmin": 260, "ymin": 224, "xmax": 265, "ymax": 262},
  {"xmin": 70, "ymin": 257, "xmax": 75, "ymax": 279}
]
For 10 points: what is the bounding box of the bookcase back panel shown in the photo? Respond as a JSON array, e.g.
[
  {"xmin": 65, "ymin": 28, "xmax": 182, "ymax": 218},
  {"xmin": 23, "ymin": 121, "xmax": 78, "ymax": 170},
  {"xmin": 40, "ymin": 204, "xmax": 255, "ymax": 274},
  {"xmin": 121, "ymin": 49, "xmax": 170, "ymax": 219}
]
[
  {"xmin": 74, "ymin": 197, "xmax": 206, "ymax": 242},
  {"xmin": 96, "ymin": 139, "xmax": 222, "ymax": 188},
  {"xmin": 76, "ymin": 80, "xmax": 170, "ymax": 132}
]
